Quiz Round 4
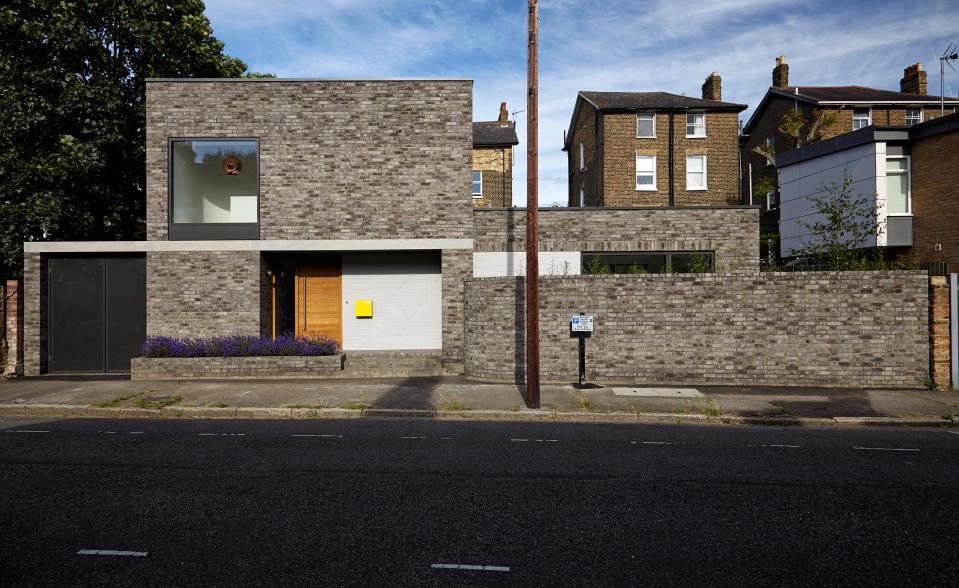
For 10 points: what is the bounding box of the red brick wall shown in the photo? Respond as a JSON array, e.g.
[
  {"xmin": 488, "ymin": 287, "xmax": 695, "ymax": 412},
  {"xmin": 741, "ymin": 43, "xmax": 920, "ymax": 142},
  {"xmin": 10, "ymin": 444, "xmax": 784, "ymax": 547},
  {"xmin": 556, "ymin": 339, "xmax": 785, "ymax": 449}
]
[
  {"xmin": 2, "ymin": 279, "xmax": 23, "ymax": 376},
  {"xmin": 911, "ymin": 129, "xmax": 959, "ymax": 272},
  {"xmin": 929, "ymin": 276, "xmax": 952, "ymax": 389}
]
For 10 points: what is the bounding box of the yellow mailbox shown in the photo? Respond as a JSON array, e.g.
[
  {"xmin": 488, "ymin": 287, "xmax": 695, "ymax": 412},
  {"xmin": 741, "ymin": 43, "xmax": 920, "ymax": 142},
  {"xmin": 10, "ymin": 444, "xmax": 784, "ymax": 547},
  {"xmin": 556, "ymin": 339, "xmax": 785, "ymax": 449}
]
[{"xmin": 355, "ymin": 299, "xmax": 373, "ymax": 318}]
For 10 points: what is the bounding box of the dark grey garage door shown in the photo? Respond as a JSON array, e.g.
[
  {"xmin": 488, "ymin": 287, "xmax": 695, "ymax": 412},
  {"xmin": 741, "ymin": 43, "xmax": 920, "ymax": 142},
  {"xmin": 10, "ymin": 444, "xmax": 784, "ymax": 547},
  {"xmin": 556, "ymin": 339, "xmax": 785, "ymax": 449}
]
[{"xmin": 48, "ymin": 256, "xmax": 146, "ymax": 373}]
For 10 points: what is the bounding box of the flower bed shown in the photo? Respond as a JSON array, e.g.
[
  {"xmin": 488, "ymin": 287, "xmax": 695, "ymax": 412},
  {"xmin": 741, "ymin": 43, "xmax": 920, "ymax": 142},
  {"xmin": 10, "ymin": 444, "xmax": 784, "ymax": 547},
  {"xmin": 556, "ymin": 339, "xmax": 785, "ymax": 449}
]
[{"xmin": 142, "ymin": 334, "xmax": 340, "ymax": 358}]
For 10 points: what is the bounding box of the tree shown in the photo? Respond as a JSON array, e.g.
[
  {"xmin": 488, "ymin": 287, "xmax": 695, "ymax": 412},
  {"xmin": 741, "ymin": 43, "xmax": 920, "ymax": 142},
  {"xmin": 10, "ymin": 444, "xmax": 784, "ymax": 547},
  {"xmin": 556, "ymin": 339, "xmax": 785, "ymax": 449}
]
[
  {"xmin": 0, "ymin": 1, "xmax": 263, "ymax": 277},
  {"xmin": 752, "ymin": 107, "xmax": 837, "ymax": 167},
  {"xmin": 788, "ymin": 172, "xmax": 882, "ymax": 269}
]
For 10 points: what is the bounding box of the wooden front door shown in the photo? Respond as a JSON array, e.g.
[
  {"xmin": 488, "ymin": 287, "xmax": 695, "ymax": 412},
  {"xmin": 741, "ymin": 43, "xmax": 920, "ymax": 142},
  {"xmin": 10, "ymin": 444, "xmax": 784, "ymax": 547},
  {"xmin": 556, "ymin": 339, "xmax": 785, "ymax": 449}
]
[{"xmin": 294, "ymin": 257, "xmax": 342, "ymax": 341}]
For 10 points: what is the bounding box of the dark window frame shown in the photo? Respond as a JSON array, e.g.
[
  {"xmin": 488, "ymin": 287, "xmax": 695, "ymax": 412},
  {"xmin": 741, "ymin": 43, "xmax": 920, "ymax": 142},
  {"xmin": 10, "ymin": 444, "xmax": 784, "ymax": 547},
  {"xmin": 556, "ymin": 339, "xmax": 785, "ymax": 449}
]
[
  {"xmin": 581, "ymin": 250, "xmax": 715, "ymax": 274},
  {"xmin": 167, "ymin": 137, "xmax": 261, "ymax": 240}
]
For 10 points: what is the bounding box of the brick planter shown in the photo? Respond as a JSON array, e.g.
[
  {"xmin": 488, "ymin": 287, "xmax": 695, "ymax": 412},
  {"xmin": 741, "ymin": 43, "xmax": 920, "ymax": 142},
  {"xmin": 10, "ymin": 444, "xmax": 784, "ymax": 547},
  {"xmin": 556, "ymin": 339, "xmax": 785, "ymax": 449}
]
[{"xmin": 131, "ymin": 354, "xmax": 345, "ymax": 380}]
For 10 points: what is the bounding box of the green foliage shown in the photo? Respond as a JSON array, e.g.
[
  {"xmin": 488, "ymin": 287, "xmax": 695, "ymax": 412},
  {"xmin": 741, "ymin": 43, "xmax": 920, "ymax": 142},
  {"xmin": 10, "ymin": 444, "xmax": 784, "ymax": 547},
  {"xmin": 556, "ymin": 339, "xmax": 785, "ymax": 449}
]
[
  {"xmin": 0, "ymin": 0, "xmax": 258, "ymax": 277},
  {"xmin": 780, "ymin": 107, "xmax": 837, "ymax": 149},
  {"xmin": 688, "ymin": 252, "xmax": 710, "ymax": 273},
  {"xmin": 583, "ymin": 254, "xmax": 611, "ymax": 275},
  {"xmin": 753, "ymin": 176, "xmax": 776, "ymax": 201},
  {"xmin": 626, "ymin": 261, "xmax": 647, "ymax": 275},
  {"xmin": 663, "ymin": 257, "xmax": 674, "ymax": 274},
  {"xmin": 789, "ymin": 173, "xmax": 882, "ymax": 269},
  {"xmin": 760, "ymin": 232, "xmax": 781, "ymax": 269}
]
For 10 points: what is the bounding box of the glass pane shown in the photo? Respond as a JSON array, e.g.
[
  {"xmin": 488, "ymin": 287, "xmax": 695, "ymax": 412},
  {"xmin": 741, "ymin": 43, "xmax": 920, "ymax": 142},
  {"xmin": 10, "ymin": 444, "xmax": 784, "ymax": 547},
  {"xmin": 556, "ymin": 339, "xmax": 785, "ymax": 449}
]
[
  {"xmin": 687, "ymin": 172, "xmax": 704, "ymax": 188},
  {"xmin": 687, "ymin": 156, "xmax": 704, "ymax": 172},
  {"xmin": 172, "ymin": 140, "xmax": 258, "ymax": 224},
  {"xmin": 472, "ymin": 170, "xmax": 482, "ymax": 182},
  {"xmin": 886, "ymin": 158, "xmax": 907, "ymax": 172},
  {"xmin": 886, "ymin": 174, "xmax": 908, "ymax": 214},
  {"xmin": 636, "ymin": 174, "xmax": 653, "ymax": 185},
  {"xmin": 636, "ymin": 156, "xmax": 654, "ymax": 172},
  {"xmin": 637, "ymin": 119, "xmax": 654, "ymax": 136}
]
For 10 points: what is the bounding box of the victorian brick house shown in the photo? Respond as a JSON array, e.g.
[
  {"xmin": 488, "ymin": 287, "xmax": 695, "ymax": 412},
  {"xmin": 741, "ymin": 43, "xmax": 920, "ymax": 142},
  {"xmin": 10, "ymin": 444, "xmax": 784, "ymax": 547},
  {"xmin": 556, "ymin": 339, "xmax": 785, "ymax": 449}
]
[
  {"xmin": 741, "ymin": 56, "xmax": 959, "ymax": 241},
  {"xmin": 471, "ymin": 102, "xmax": 518, "ymax": 207},
  {"xmin": 564, "ymin": 73, "xmax": 747, "ymax": 208}
]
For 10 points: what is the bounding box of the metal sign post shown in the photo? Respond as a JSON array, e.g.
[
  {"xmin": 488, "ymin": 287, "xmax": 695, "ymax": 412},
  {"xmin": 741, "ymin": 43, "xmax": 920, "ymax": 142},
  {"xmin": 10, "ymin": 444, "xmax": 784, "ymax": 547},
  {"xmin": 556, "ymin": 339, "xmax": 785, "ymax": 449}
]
[{"xmin": 571, "ymin": 313, "xmax": 594, "ymax": 386}]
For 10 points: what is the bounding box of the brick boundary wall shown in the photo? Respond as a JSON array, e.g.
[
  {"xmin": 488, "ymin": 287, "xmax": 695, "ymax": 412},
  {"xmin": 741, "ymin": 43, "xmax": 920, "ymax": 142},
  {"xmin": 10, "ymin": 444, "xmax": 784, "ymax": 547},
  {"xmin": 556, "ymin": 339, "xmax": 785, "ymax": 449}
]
[
  {"xmin": 464, "ymin": 271, "xmax": 930, "ymax": 388},
  {"xmin": 2, "ymin": 280, "xmax": 23, "ymax": 376},
  {"xmin": 929, "ymin": 276, "xmax": 952, "ymax": 389},
  {"xmin": 131, "ymin": 350, "xmax": 452, "ymax": 380}
]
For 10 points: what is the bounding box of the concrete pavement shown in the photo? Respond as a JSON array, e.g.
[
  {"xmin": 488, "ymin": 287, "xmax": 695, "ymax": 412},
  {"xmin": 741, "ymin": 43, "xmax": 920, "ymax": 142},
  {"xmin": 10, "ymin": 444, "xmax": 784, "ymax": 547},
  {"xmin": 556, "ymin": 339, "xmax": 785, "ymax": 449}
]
[{"xmin": 1, "ymin": 375, "xmax": 958, "ymax": 426}]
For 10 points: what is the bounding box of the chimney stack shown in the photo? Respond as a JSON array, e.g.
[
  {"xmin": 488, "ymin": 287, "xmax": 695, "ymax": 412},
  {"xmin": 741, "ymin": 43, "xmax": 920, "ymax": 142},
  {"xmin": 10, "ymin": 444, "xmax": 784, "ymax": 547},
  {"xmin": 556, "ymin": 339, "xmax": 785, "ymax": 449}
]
[
  {"xmin": 900, "ymin": 63, "xmax": 927, "ymax": 95},
  {"xmin": 499, "ymin": 101, "xmax": 509, "ymax": 125},
  {"xmin": 773, "ymin": 55, "xmax": 789, "ymax": 88},
  {"xmin": 702, "ymin": 71, "xmax": 722, "ymax": 101}
]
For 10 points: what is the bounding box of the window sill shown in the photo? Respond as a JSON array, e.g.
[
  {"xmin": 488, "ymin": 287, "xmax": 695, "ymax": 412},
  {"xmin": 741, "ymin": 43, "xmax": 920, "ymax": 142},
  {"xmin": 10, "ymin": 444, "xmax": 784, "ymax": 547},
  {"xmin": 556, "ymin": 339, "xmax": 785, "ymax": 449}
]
[
  {"xmin": 636, "ymin": 135, "xmax": 657, "ymax": 139},
  {"xmin": 686, "ymin": 187, "xmax": 708, "ymax": 191},
  {"xmin": 169, "ymin": 223, "xmax": 259, "ymax": 241},
  {"xmin": 686, "ymin": 134, "xmax": 707, "ymax": 139},
  {"xmin": 635, "ymin": 187, "xmax": 658, "ymax": 192},
  {"xmin": 886, "ymin": 213, "xmax": 912, "ymax": 217}
]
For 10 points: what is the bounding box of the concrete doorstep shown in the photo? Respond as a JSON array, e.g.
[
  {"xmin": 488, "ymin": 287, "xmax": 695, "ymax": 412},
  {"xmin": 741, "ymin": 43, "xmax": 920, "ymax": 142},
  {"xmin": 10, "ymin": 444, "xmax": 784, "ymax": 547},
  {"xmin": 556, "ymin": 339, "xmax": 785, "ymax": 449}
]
[{"xmin": 0, "ymin": 402, "xmax": 956, "ymax": 428}]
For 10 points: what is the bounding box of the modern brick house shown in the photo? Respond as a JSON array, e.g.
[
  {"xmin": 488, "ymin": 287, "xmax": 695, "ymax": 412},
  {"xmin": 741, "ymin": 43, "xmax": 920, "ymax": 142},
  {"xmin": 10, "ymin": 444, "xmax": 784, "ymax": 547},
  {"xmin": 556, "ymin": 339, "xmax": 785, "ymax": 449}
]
[
  {"xmin": 742, "ymin": 56, "xmax": 959, "ymax": 243},
  {"xmin": 563, "ymin": 73, "xmax": 747, "ymax": 208},
  {"xmin": 777, "ymin": 112, "xmax": 959, "ymax": 271},
  {"xmin": 471, "ymin": 102, "xmax": 518, "ymax": 207},
  {"xmin": 19, "ymin": 77, "xmax": 759, "ymax": 376}
]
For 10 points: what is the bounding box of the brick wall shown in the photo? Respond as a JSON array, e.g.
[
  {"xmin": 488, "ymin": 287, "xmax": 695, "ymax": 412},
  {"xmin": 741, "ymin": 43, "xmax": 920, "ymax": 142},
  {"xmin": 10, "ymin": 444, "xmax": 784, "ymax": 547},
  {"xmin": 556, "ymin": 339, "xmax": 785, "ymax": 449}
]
[
  {"xmin": 472, "ymin": 146, "xmax": 513, "ymax": 207},
  {"xmin": 441, "ymin": 249, "xmax": 472, "ymax": 370},
  {"xmin": 21, "ymin": 253, "xmax": 45, "ymax": 376},
  {"xmin": 2, "ymin": 280, "xmax": 23, "ymax": 375},
  {"xmin": 602, "ymin": 111, "xmax": 740, "ymax": 207},
  {"xmin": 567, "ymin": 102, "xmax": 600, "ymax": 206},
  {"xmin": 911, "ymin": 129, "xmax": 959, "ymax": 272},
  {"xmin": 147, "ymin": 251, "xmax": 262, "ymax": 338},
  {"xmin": 146, "ymin": 80, "xmax": 474, "ymax": 241},
  {"xmin": 472, "ymin": 207, "xmax": 759, "ymax": 271},
  {"xmin": 464, "ymin": 272, "xmax": 930, "ymax": 387},
  {"xmin": 928, "ymin": 276, "xmax": 952, "ymax": 389}
]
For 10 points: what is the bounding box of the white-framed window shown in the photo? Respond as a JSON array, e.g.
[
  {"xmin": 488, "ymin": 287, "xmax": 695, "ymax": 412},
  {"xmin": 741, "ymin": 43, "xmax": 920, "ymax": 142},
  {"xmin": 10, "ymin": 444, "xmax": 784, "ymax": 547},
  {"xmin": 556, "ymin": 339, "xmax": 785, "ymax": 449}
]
[
  {"xmin": 766, "ymin": 190, "xmax": 777, "ymax": 211},
  {"xmin": 472, "ymin": 170, "xmax": 483, "ymax": 198},
  {"xmin": 636, "ymin": 112, "xmax": 656, "ymax": 138},
  {"xmin": 905, "ymin": 108, "xmax": 923, "ymax": 126},
  {"xmin": 686, "ymin": 155, "xmax": 707, "ymax": 190},
  {"xmin": 579, "ymin": 143, "xmax": 585, "ymax": 171},
  {"xmin": 686, "ymin": 112, "xmax": 706, "ymax": 137},
  {"xmin": 852, "ymin": 107, "xmax": 871, "ymax": 130},
  {"xmin": 764, "ymin": 136, "xmax": 774, "ymax": 167},
  {"xmin": 885, "ymin": 156, "xmax": 911, "ymax": 215},
  {"xmin": 635, "ymin": 155, "xmax": 656, "ymax": 190}
]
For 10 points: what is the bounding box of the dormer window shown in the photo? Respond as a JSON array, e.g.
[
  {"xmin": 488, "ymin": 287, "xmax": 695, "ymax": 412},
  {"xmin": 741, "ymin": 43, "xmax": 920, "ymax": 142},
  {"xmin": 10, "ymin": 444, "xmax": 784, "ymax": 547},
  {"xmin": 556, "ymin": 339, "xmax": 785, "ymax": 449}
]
[
  {"xmin": 686, "ymin": 112, "xmax": 706, "ymax": 137},
  {"xmin": 905, "ymin": 108, "xmax": 923, "ymax": 126},
  {"xmin": 853, "ymin": 108, "xmax": 871, "ymax": 130}
]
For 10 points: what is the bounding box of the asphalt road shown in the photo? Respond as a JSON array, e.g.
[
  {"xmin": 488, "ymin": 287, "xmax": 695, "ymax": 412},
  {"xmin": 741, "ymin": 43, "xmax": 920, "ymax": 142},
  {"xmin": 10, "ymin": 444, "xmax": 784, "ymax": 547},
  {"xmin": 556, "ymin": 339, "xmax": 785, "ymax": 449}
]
[{"xmin": 1, "ymin": 417, "xmax": 957, "ymax": 587}]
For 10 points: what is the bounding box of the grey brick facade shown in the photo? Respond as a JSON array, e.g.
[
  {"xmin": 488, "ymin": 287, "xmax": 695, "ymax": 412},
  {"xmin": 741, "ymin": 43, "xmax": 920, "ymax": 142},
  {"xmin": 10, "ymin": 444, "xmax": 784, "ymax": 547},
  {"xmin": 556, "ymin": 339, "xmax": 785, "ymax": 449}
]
[
  {"xmin": 464, "ymin": 272, "xmax": 929, "ymax": 388},
  {"xmin": 146, "ymin": 251, "xmax": 262, "ymax": 338},
  {"xmin": 146, "ymin": 80, "xmax": 474, "ymax": 241},
  {"xmin": 472, "ymin": 207, "xmax": 760, "ymax": 271}
]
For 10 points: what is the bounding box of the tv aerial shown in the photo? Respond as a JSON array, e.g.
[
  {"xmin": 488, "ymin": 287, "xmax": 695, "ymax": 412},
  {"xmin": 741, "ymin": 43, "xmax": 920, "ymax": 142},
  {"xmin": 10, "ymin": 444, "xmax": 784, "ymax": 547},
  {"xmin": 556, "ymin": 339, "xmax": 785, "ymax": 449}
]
[{"xmin": 940, "ymin": 42, "xmax": 958, "ymax": 116}]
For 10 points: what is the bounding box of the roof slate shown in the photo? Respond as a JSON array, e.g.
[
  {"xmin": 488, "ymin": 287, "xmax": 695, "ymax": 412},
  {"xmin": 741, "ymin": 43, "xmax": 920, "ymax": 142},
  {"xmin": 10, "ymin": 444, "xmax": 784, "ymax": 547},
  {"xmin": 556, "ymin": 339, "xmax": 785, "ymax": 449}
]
[
  {"xmin": 472, "ymin": 121, "xmax": 519, "ymax": 146},
  {"xmin": 772, "ymin": 85, "xmax": 959, "ymax": 103},
  {"xmin": 579, "ymin": 91, "xmax": 747, "ymax": 112}
]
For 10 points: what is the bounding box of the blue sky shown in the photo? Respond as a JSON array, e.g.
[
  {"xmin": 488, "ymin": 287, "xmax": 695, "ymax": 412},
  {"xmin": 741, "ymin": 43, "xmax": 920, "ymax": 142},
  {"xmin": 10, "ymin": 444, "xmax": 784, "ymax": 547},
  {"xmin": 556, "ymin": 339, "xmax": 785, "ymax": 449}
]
[{"xmin": 204, "ymin": 0, "xmax": 959, "ymax": 206}]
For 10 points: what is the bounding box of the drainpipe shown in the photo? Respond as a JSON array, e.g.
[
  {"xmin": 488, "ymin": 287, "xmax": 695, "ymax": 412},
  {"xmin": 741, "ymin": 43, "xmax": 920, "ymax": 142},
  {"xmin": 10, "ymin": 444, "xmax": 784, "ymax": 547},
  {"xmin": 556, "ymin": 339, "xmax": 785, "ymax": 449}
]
[
  {"xmin": 748, "ymin": 163, "xmax": 754, "ymax": 206},
  {"xmin": 668, "ymin": 111, "xmax": 675, "ymax": 207},
  {"xmin": 951, "ymin": 273, "xmax": 958, "ymax": 390}
]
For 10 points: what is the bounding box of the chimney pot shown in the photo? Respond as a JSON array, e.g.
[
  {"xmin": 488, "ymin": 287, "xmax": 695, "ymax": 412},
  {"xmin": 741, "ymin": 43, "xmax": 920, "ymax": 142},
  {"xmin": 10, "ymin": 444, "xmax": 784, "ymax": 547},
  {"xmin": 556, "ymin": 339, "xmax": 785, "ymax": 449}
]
[
  {"xmin": 773, "ymin": 55, "xmax": 789, "ymax": 88},
  {"xmin": 498, "ymin": 101, "xmax": 509, "ymax": 125},
  {"xmin": 900, "ymin": 62, "xmax": 927, "ymax": 95}
]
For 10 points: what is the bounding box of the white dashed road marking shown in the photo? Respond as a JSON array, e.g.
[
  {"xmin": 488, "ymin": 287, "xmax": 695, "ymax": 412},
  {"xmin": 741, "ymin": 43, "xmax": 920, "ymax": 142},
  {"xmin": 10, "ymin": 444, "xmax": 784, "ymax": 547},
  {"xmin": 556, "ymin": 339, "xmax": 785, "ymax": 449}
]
[
  {"xmin": 431, "ymin": 563, "xmax": 510, "ymax": 572},
  {"xmin": 4, "ymin": 430, "xmax": 50, "ymax": 434},
  {"xmin": 291, "ymin": 434, "xmax": 343, "ymax": 438},
  {"xmin": 744, "ymin": 444, "xmax": 801, "ymax": 448},
  {"xmin": 632, "ymin": 441, "xmax": 674, "ymax": 445},
  {"xmin": 510, "ymin": 438, "xmax": 557, "ymax": 442},
  {"xmin": 197, "ymin": 433, "xmax": 245, "ymax": 437},
  {"xmin": 77, "ymin": 549, "xmax": 148, "ymax": 557},
  {"xmin": 401, "ymin": 436, "xmax": 427, "ymax": 439},
  {"xmin": 853, "ymin": 446, "xmax": 920, "ymax": 452}
]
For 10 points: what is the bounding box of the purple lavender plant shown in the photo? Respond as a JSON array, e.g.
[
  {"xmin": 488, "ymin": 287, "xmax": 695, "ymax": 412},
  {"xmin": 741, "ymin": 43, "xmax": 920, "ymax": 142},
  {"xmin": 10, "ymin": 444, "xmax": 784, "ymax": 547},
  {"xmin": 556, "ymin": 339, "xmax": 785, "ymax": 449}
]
[{"xmin": 142, "ymin": 333, "xmax": 340, "ymax": 358}]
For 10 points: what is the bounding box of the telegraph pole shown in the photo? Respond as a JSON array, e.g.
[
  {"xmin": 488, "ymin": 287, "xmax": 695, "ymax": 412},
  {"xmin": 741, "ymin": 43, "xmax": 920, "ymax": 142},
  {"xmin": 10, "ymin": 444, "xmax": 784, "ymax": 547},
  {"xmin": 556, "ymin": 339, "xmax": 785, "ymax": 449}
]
[{"xmin": 525, "ymin": 0, "xmax": 541, "ymax": 408}]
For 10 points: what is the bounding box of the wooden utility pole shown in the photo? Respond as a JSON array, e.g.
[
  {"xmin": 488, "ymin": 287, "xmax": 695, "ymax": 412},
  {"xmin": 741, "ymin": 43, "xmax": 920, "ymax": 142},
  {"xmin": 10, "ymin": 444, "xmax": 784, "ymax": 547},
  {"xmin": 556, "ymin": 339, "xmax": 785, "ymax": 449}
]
[{"xmin": 525, "ymin": 0, "xmax": 541, "ymax": 408}]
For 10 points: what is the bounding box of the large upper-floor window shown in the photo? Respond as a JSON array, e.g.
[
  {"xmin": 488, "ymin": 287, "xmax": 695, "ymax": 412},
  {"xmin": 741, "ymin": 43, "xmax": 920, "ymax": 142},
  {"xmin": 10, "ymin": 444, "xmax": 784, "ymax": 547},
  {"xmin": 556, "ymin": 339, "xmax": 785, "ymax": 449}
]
[
  {"xmin": 686, "ymin": 112, "xmax": 706, "ymax": 137},
  {"xmin": 852, "ymin": 108, "xmax": 871, "ymax": 130},
  {"xmin": 472, "ymin": 170, "xmax": 483, "ymax": 198},
  {"xmin": 636, "ymin": 155, "xmax": 656, "ymax": 190},
  {"xmin": 170, "ymin": 139, "xmax": 258, "ymax": 225},
  {"xmin": 636, "ymin": 112, "xmax": 656, "ymax": 138},
  {"xmin": 686, "ymin": 155, "xmax": 707, "ymax": 190},
  {"xmin": 582, "ymin": 251, "xmax": 714, "ymax": 274},
  {"xmin": 905, "ymin": 108, "xmax": 923, "ymax": 126},
  {"xmin": 886, "ymin": 156, "xmax": 910, "ymax": 215}
]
